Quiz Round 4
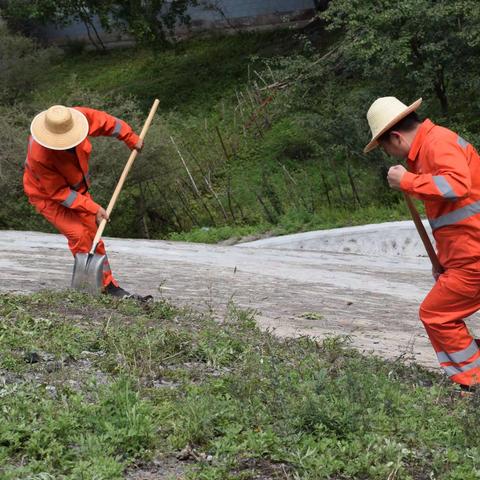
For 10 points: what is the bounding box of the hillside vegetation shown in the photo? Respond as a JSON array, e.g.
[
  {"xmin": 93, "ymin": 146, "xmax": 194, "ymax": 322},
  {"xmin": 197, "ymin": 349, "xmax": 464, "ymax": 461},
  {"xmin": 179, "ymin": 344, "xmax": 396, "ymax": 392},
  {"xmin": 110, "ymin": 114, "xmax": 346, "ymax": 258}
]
[{"xmin": 2, "ymin": 1, "xmax": 480, "ymax": 242}]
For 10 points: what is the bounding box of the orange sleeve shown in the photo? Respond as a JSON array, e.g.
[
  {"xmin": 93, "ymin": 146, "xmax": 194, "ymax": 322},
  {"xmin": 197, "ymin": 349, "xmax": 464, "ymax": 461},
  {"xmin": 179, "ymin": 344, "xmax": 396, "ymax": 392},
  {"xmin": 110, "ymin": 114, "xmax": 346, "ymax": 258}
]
[
  {"xmin": 400, "ymin": 138, "xmax": 471, "ymax": 202},
  {"xmin": 74, "ymin": 107, "xmax": 140, "ymax": 149},
  {"xmin": 27, "ymin": 158, "xmax": 100, "ymax": 214}
]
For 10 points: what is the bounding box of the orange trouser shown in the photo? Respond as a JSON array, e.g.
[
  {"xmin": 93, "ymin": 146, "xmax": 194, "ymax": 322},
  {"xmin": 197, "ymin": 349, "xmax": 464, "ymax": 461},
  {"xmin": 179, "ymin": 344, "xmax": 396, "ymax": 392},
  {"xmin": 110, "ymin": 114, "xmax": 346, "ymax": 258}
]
[
  {"xmin": 420, "ymin": 266, "xmax": 480, "ymax": 386},
  {"xmin": 29, "ymin": 195, "xmax": 118, "ymax": 288}
]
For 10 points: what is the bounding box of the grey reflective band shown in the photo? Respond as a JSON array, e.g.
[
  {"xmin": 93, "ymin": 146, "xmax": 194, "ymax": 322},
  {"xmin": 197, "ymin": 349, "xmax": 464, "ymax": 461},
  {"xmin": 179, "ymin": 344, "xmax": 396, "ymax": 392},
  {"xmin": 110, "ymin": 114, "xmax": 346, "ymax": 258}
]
[
  {"xmin": 433, "ymin": 176, "xmax": 457, "ymax": 201},
  {"xmin": 437, "ymin": 340, "xmax": 479, "ymax": 364},
  {"xmin": 443, "ymin": 356, "xmax": 480, "ymax": 377},
  {"xmin": 429, "ymin": 199, "xmax": 480, "ymax": 230},
  {"xmin": 458, "ymin": 136, "xmax": 469, "ymax": 149},
  {"xmin": 61, "ymin": 190, "xmax": 78, "ymax": 208},
  {"xmin": 112, "ymin": 119, "xmax": 122, "ymax": 138}
]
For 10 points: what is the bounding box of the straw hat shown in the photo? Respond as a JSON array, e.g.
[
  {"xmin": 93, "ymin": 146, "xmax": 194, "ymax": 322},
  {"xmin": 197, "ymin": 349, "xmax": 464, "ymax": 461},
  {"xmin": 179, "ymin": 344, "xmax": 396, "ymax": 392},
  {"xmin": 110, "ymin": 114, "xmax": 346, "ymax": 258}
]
[
  {"xmin": 31, "ymin": 105, "xmax": 89, "ymax": 150},
  {"xmin": 364, "ymin": 96, "xmax": 422, "ymax": 153}
]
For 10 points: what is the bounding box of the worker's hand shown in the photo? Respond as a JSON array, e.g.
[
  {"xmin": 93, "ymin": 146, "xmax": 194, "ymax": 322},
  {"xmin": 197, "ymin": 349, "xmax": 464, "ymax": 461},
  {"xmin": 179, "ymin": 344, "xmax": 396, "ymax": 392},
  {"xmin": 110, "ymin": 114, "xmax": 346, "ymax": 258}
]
[
  {"xmin": 387, "ymin": 165, "xmax": 407, "ymax": 190},
  {"xmin": 134, "ymin": 139, "xmax": 144, "ymax": 152},
  {"xmin": 96, "ymin": 207, "xmax": 110, "ymax": 226}
]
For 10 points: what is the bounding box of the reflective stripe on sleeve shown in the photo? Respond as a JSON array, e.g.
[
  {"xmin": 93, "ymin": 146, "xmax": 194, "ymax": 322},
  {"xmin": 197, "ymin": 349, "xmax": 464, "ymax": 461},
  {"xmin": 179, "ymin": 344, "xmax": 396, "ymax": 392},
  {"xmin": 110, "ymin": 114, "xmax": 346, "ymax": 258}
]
[
  {"xmin": 442, "ymin": 357, "xmax": 480, "ymax": 378},
  {"xmin": 433, "ymin": 176, "xmax": 458, "ymax": 201},
  {"xmin": 437, "ymin": 340, "xmax": 479, "ymax": 364},
  {"xmin": 429, "ymin": 199, "xmax": 480, "ymax": 230},
  {"xmin": 61, "ymin": 190, "xmax": 78, "ymax": 208},
  {"xmin": 458, "ymin": 136, "xmax": 469, "ymax": 149},
  {"xmin": 112, "ymin": 119, "xmax": 122, "ymax": 138}
]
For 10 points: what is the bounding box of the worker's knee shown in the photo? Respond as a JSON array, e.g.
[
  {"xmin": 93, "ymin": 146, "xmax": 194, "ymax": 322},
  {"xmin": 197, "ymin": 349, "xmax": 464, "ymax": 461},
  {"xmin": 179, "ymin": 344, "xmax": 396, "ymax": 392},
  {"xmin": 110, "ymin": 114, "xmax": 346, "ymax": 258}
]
[
  {"xmin": 65, "ymin": 226, "xmax": 94, "ymax": 254},
  {"xmin": 419, "ymin": 301, "xmax": 444, "ymax": 328}
]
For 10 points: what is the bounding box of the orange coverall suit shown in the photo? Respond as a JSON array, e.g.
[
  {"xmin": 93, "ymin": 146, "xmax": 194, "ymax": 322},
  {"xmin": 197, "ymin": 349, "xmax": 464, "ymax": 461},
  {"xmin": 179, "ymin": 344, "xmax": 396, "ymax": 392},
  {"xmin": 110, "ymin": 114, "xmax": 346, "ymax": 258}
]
[
  {"xmin": 23, "ymin": 107, "xmax": 140, "ymax": 288},
  {"xmin": 400, "ymin": 119, "xmax": 480, "ymax": 386}
]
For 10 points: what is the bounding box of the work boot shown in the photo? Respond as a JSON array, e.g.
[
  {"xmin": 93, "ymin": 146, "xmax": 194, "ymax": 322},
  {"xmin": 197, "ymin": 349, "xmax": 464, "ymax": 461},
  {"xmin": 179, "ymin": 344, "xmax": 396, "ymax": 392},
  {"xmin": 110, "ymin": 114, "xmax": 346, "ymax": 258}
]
[
  {"xmin": 104, "ymin": 283, "xmax": 153, "ymax": 302},
  {"xmin": 458, "ymin": 384, "xmax": 478, "ymax": 398}
]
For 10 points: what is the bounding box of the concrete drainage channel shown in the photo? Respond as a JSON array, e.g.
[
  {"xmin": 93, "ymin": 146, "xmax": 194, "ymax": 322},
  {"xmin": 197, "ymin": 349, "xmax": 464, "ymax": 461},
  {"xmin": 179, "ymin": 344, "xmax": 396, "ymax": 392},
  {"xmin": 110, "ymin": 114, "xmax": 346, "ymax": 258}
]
[
  {"xmin": 238, "ymin": 220, "xmax": 436, "ymax": 257},
  {"xmin": 1, "ymin": 222, "xmax": 477, "ymax": 369}
]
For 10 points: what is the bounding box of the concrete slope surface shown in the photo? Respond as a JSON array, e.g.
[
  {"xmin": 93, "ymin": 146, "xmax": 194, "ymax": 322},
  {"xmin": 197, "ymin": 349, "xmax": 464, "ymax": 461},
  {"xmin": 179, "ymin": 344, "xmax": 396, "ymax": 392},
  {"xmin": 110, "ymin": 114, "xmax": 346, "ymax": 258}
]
[{"xmin": 1, "ymin": 223, "xmax": 478, "ymax": 370}]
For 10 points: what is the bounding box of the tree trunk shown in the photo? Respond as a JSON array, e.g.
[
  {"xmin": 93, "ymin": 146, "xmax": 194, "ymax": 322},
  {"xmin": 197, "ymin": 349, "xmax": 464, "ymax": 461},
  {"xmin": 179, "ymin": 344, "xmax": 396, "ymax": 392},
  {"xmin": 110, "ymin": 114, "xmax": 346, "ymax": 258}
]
[{"xmin": 434, "ymin": 67, "xmax": 448, "ymax": 116}]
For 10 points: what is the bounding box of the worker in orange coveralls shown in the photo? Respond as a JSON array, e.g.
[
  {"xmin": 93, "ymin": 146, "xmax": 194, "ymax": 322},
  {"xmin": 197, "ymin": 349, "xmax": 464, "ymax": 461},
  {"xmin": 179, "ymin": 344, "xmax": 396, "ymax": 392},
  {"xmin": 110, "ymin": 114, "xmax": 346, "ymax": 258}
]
[
  {"xmin": 365, "ymin": 96, "xmax": 480, "ymax": 392},
  {"xmin": 24, "ymin": 105, "xmax": 151, "ymax": 301}
]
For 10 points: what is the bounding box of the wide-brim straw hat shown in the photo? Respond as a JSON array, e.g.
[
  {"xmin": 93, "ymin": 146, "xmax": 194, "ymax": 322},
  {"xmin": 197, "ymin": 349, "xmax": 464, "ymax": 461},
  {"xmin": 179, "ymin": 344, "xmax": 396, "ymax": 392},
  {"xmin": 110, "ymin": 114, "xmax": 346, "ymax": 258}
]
[
  {"xmin": 364, "ymin": 96, "xmax": 422, "ymax": 153},
  {"xmin": 31, "ymin": 105, "xmax": 89, "ymax": 150}
]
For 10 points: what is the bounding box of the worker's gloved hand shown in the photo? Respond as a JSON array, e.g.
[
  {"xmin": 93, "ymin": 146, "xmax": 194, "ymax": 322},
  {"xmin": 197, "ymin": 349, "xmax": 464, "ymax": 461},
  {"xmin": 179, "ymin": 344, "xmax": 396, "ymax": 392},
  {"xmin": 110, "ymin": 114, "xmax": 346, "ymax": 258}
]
[
  {"xmin": 134, "ymin": 139, "xmax": 144, "ymax": 151},
  {"xmin": 96, "ymin": 206, "xmax": 110, "ymax": 226}
]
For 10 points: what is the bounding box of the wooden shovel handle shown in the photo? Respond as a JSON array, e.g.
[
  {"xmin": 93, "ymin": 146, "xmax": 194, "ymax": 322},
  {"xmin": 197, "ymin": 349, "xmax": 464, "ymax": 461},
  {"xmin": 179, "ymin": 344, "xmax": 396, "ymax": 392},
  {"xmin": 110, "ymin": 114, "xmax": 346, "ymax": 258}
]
[
  {"xmin": 403, "ymin": 193, "xmax": 444, "ymax": 273},
  {"xmin": 90, "ymin": 99, "xmax": 160, "ymax": 253}
]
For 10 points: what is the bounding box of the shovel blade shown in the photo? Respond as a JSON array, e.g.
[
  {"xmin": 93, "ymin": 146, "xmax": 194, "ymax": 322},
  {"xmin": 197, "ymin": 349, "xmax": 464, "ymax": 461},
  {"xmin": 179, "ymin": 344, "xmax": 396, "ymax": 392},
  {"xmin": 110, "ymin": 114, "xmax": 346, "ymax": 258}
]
[{"xmin": 71, "ymin": 253, "xmax": 105, "ymax": 295}]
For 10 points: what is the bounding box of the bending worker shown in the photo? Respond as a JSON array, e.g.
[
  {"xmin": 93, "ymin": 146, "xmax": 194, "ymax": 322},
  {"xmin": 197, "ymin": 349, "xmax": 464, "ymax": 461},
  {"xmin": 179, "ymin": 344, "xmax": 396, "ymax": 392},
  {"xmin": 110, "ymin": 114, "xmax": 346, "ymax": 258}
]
[
  {"xmin": 365, "ymin": 96, "xmax": 480, "ymax": 390},
  {"xmin": 23, "ymin": 105, "xmax": 150, "ymax": 301}
]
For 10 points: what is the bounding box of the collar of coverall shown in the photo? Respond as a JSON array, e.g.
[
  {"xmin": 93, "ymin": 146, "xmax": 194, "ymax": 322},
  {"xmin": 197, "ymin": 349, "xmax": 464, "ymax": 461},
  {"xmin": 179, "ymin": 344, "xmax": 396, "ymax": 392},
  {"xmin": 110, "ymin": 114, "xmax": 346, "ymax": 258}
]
[{"xmin": 407, "ymin": 118, "xmax": 436, "ymax": 162}]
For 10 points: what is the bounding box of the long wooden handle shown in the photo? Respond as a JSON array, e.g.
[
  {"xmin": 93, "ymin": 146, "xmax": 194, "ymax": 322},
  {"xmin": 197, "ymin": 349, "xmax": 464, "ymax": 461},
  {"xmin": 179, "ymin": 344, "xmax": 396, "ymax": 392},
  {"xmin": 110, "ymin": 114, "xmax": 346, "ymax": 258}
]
[
  {"xmin": 90, "ymin": 99, "xmax": 160, "ymax": 253},
  {"xmin": 403, "ymin": 193, "xmax": 444, "ymax": 273}
]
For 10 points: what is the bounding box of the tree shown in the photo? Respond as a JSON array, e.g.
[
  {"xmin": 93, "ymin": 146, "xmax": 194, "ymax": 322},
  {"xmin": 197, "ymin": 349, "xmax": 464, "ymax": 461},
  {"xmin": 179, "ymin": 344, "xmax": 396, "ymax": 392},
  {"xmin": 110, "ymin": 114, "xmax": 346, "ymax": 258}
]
[
  {"xmin": 106, "ymin": 0, "xmax": 198, "ymax": 45},
  {"xmin": 321, "ymin": 0, "xmax": 480, "ymax": 117},
  {"xmin": 2, "ymin": 0, "xmax": 200, "ymax": 48},
  {"xmin": 2, "ymin": 0, "xmax": 111, "ymax": 50}
]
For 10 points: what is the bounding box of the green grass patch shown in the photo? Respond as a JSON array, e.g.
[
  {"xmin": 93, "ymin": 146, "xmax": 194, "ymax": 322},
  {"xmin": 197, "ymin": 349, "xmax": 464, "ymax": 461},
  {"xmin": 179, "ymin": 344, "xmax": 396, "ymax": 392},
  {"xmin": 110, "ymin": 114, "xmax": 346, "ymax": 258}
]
[
  {"xmin": 36, "ymin": 30, "xmax": 297, "ymax": 114},
  {"xmin": 1, "ymin": 292, "xmax": 480, "ymax": 478},
  {"xmin": 168, "ymin": 204, "xmax": 411, "ymax": 244}
]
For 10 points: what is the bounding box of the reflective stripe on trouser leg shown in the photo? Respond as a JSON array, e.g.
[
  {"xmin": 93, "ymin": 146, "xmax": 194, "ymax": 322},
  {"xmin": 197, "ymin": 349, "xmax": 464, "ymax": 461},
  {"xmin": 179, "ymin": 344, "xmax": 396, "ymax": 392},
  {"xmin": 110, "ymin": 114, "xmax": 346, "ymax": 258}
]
[
  {"xmin": 101, "ymin": 253, "xmax": 118, "ymax": 288},
  {"xmin": 419, "ymin": 267, "xmax": 480, "ymax": 386}
]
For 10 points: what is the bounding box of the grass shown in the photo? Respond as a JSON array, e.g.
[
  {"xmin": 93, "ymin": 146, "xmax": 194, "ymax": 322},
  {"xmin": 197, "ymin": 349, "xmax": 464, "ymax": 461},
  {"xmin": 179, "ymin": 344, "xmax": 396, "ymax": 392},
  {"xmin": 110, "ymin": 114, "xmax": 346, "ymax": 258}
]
[
  {"xmin": 1, "ymin": 291, "xmax": 480, "ymax": 479},
  {"xmin": 168, "ymin": 204, "xmax": 412, "ymax": 243},
  {"xmin": 36, "ymin": 30, "xmax": 299, "ymax": 114}
]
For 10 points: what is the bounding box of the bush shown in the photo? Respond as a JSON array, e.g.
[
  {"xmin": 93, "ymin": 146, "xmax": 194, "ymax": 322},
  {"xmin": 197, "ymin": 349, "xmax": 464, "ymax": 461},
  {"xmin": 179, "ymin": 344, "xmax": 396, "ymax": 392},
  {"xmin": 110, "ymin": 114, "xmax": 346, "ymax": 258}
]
[{"xmin": 0, "ymin": 24, "xmax": 59, "ymax": 104}]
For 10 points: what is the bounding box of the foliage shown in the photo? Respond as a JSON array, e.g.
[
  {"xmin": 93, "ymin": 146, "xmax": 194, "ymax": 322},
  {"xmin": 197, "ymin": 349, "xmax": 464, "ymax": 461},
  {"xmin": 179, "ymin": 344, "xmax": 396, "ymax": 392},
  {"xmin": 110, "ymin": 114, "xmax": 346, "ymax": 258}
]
[
  {"xmin": 1, "ymin": 291, "xmax": 480, "ymax": 478},
  {"xmin": 2, "ymin": 0, "xmax": 111, "ymax": 50},
  {"xmin": 0, "ymin": 24, "xmax": 59, "ymax": 103},
  {"xmin": 321, "ymin": 0, "xmax": 480, "ymax": 117},
  {"xmin": 6, "ymin": 13, "xmax": 480, "ymax": 240},
  {"xmin": 106, "ymin": 0, "xmax": 199, "ymax": 45},
  {"xmin": 2, "ymin": 0, "xmax": 201, "ymax": 47}
]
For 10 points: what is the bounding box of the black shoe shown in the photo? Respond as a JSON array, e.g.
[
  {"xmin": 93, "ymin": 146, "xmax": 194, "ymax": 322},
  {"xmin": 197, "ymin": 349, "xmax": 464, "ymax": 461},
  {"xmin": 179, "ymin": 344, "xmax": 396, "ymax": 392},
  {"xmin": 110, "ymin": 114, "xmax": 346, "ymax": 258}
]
[
  {"xmin": 104, "ymin": 283, "xmax": 153, "ymax": 302},
  {"xmin": 459, "ymin": 384, "xmax": 478, "ymax": 398}
]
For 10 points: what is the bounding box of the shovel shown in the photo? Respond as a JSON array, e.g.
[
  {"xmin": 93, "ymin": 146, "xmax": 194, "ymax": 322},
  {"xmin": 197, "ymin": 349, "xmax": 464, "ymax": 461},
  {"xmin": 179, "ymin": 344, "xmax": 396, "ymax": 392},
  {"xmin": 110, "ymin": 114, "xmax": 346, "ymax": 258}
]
[
  {"xmin": 71, "ymin": 98, "xmax": 160, "ymax": 294},
  {"xmin": 403, "ymin": 192, "xmax": 444, "ymax": 275}
]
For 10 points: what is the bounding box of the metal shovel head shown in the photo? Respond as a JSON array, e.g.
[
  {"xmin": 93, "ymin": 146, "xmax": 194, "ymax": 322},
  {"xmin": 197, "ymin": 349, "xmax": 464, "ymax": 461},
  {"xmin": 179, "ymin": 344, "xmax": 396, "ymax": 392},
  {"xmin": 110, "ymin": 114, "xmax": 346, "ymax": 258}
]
[{"xmin": 71, "ymin": 252, "xmax": 105, "ymax": 295}]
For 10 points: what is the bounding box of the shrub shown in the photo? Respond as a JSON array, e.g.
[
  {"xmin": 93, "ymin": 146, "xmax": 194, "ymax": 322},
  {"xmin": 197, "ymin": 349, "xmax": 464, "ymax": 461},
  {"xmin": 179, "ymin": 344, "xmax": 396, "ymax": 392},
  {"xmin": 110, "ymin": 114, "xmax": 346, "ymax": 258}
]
[{"xmin": 0, "ymin": 24, "xmax": 59, "ymax": 104}]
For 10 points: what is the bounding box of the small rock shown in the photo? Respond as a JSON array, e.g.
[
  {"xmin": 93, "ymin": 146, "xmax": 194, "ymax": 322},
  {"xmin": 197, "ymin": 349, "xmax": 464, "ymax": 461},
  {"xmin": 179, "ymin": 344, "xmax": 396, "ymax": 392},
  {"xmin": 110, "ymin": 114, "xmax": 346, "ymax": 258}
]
[
  {"xmin": 45, "ymin": 385, "xmax": 57, "ymax": 398},
  {"xmin": 24, "ymin": 352, "xmax": 41, "ymax": 364},
  {"xmin": 177, "ymin": 446, "xmax": 193, "ymax": 460},
  {"xmin": 45, "ymin": 361, "xmax": 63, "ymax": 373}
]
